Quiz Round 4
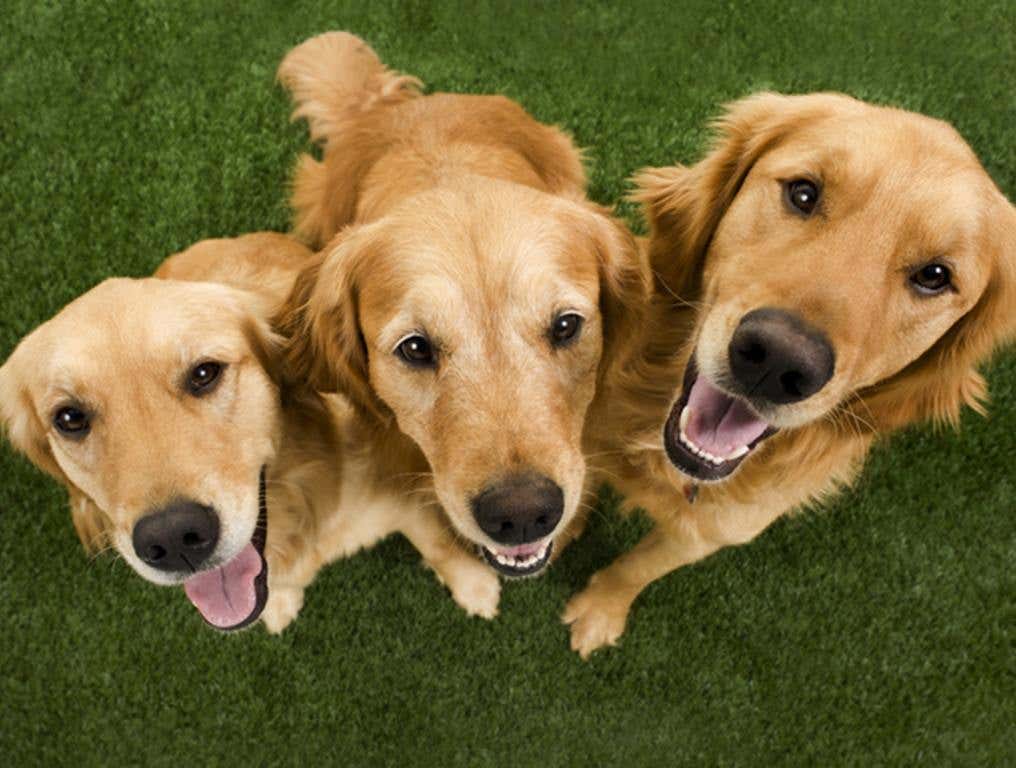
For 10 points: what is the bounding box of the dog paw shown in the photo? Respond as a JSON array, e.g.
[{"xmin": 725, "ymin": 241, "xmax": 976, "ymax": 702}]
[
  {"xmin": 261, "ymin": 586, "xmax": 304, "ymax": 634},
  {"xmin": 562, "ymin": 584, "xmax": 631, "ymax": 660},
  {"xmin": 445, "ymin": 561, "xmax": 501, "ymax": 620}
]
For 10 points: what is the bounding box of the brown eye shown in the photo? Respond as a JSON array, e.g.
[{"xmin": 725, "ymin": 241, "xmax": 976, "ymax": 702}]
[
  {"xmin": 549, "ymin": 312, "xmax": 584, "ymax": 347},
  {"xmin": 188, "ymin": 361, "xmax": 223, "ymax": 395},
  {"xmin": 784, "ymin": 179, "xmax": 820, "ymax": 216},
  {"xmin": 396, "ymin": 335, "xmax": 436, "ymax": 368},
  {"xmin": 53, "ymin": 406, "xmax": 90, "ymax": 437},
  {"xmin": 910, "ymin": 263, "xmax": 952, "ymax": 295}
]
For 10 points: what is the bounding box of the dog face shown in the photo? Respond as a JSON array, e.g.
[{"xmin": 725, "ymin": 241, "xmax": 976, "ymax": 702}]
[
  {"xmin": 636, "ymin": 93, "xmax": 1016, "ymax": 482},
  {"xmin": 0, "ymin": 278, "xmax": 282, "ymax": 628},
  {"xmin": 282, "ymin": 180, "xmax": 646, "ymax": 577}
]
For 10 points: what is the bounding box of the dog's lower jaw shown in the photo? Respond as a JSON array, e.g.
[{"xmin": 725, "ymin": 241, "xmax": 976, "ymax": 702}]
[
  {"xmin": 480, "ymin": 539, "xmax": 554, "ymax": 578},
  {"xmin": 662, "ymin": 358, "xmax": 777, "ymax": 483},
  {"xmin": 182, "ymin": 467, "xmax": 270, "ymax": 631}
]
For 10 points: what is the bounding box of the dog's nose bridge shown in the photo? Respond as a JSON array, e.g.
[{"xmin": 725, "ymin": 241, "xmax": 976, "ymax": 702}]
[{"xmin": 106, "ymin": 398, "xmax": 209, "ymax": 506}]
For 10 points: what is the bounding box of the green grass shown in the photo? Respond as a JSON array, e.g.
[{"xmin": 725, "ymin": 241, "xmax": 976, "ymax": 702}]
[{"xmin": 1, "ymin": 1, "xmax": 1014, "ymax": 765}]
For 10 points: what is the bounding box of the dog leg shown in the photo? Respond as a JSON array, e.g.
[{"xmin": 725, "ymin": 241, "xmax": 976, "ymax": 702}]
[
  {"xmin": 259, "ymin": 549, "xmax": 325, "ymax": 634},
  {"xmin": 399, "ymin": 507, "xmax": 501, "ymax": 620},
  {"xmin": 563, "ymin": 525, "xmax": 715, "ymax": 658},
  {"xmin": 564, "ymin": 497, "xmax": 776, "ymax": 658},
  {"xmin": 261, "ymin": 583, "xmax": 306, "ymax": 634}
]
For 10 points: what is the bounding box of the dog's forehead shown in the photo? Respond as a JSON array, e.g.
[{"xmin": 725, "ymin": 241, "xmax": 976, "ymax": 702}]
[
  {"xmin": 766, "ymin": 111, "xmax": 991, "ymax": 236},
  {"xmin": 770, "ymin": 107, "xmax": 974, "ymax": 172},
  {"xmin": 364, "ymin": 190, "xmax": 601, "ymax": 318},
  {"xmin": 22, "ymin": 278, "xmax": 251, "ymax": 398}
]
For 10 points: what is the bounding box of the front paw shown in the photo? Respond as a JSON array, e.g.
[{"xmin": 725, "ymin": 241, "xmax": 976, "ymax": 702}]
[
  {"xmin": 562, "ymin": 580, "xmax": 632, "ymax": 660},
  {"xmin": 442, "ymin": 560, "xmax": 501, "ymax": 620},
  {"xmin": 261, "ymin": 586, "xmax": 305, "ymax": 634}
]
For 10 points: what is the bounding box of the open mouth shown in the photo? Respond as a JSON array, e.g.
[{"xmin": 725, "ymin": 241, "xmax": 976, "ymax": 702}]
[
  {"xmin": 481, "ymin": 540, "xmax": 553, "ymax": 578},
  {"xmin": 182, "ymin": 468, "xmax": 269, "ymax": 630},
  {"xmin": 663, "ymin": 359, "xmax": 777, "ymax": 482}
]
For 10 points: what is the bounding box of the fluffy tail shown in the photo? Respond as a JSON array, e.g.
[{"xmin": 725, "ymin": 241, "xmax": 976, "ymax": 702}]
[{"xmin": 277, "ymin": 31, "xmax": 421, "ymax": 147}]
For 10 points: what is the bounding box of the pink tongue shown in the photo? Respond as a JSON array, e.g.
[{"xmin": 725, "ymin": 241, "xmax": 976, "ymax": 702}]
[
  {"xmin": 494, "ymin": 541, "xmax": 545, "ymax": 558},
  {"xmin": 183, "ymin": 543, "xmax": 263, "ymax": 628},
  {"xmin": 685, "ymin": 375, "xmax": 770, "ymax": 457}
]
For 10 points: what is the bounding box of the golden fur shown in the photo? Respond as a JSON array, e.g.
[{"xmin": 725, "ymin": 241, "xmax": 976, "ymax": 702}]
[
  {"xmin": 566, "ymin": 92, "xmax": 1016, "ymax": 657},
  {"xmin": 0, "ymin": 233, "xmax": 500, "ymax": 631},
  {"xmin": 276, "ymin": 32, "xmax": 649, "ymax": 572}
]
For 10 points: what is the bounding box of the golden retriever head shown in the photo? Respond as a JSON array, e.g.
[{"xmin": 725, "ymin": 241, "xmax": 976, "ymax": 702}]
[
  {"xmin": 0, "ymin": 278, "xmax": 284, "ymax": 628},
  {"xmin": 635, "ymin": 92, "xmax": 1016, "ymax": 482},
  {"xmin": 280, "ymin": 178, "xmax": 647, "ymax": 577}
]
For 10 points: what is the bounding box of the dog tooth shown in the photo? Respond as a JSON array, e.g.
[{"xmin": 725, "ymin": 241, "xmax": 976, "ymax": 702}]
[
  {"xmin": 679, "ymin": 406, "xmax": 691, "ymax": 432},
  {"xmin": 727, "ymin": 445, "xmax": 749, "ymax": 460}
]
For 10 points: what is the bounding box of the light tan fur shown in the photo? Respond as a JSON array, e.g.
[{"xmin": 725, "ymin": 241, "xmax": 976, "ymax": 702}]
[
  {"xmin": 155, "ymin": 232, "xmax": 318, "ymax": 308},
  {"xmin": 567, "ymin": 92, "xmax": 1016, "ymax": 657},
  {"xmin": 276, "ymin": 32, "xmax": 649, "ymax": 569},
  {"xmin": 0, "ymin": 234, "xmax": 500, "ymax": 632}
]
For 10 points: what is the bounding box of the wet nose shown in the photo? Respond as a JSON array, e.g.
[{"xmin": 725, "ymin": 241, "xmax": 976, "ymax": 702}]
[
  {"xmin": 470, "ymin": 473, "xmax": 564, "ymax": 545},
  {"xmin": 728, "ymin": 307, "xmax": 835, "ymax": 404},
  {"xmin": 131, "ymin": 500, "xmax": 219, "ymax": 572}
]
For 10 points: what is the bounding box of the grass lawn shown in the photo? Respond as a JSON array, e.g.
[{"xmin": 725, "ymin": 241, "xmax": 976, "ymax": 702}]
[{"xmin": 1, "ymin": 1, "xmax": 1014, "ymax": 765}]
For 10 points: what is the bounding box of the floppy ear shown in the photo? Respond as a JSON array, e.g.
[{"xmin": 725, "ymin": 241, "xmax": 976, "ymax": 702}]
[
  {"xmin": 234, "ymin": 289, "xmax": 287, "ymax": 390},
  {"xmin": 274, "ymin": 226, "xmax": 388, "ymax": 420},
  {"xmin": 0, "ymin": 355, "xmax": 110, "ymax": 554},
  {"xmin": 586, "ymin": 207, "xmax": 652, "ymax": 375},
  {"xmin": 0, "ymin": 357, "xmax": 65, "ymax": 482},
  {"xmin": 631, "ymin": 92, "xmax": 852, "ymax": 300},
  {"xmin": 863, "ymin": 192, "xmax": 1016, "ymax": 428}
]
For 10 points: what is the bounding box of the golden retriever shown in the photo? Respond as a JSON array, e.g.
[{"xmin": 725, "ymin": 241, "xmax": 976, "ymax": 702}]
[
  {"xmin": 276, "ymin": 32, "xmax": 649, "ymax": 579},
  {"xmin": 566, "ymin": 92, "xmax": 1016, "ymax": 657},
  {"xmin": 0, "ymin": 232, "xmax": 500, "ymax": 632}
]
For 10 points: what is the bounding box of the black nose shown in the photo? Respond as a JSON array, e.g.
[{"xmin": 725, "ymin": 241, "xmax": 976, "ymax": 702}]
[
  {"xmin": 728, "ymin": 307, "xmax": 835, "ymax": 404},
  {"xmin": 470, "ymin": 473, "xmax": 564, "ymax": 545},
  {"xmin": 131, "ymin": 500, "xmax": 219, "ymax": 572}
]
